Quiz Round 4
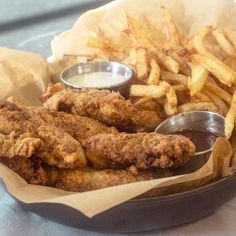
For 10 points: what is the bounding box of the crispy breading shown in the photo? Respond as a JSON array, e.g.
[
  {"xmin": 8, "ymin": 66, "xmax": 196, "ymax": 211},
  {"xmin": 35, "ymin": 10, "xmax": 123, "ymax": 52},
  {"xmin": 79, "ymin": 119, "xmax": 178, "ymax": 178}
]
[
  {"xmin": 84, "ymin": 133, "xmax": 195, "ymax": 170},
  {"xmin": 41, "ymin": 83, "xmax": 161, "ymax": 132},
  {"xmin": 34, "ymin": 110, "xmax": 118, "ymax": 145},
  {"xmin": 46, "ymin": 167, "xmax": 160, "ymax": 192},
  {"xmin": 0, "ymin": 132, "xmax": 42, "ymax": 158},
  {"xmin": 0, "ymin": 100, "xmax": 86, "ymax": 169},
  {"xmin": 0, "ymin": 156, "xmax": 48, "ymax": 185},
  {"xmin": 36, "ymin": 125, "xmax": 87, "ymax": 168},
  {"xmin": 8, "ymin": 97, "xmax": 118, "ymax": 145}
]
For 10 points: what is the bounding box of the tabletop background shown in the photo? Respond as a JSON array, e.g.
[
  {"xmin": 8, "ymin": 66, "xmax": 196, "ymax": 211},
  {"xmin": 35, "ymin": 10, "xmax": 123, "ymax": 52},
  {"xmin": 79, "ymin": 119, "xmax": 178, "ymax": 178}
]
[{"xmin": 1, "ymin": 0, "xmax": 236, "ymax": 235}]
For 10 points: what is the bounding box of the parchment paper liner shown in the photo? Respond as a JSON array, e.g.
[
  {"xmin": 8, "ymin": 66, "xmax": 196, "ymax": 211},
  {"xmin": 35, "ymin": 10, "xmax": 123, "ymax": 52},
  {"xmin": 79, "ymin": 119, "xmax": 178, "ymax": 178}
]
[
  {"xmin": 0, "ymin": 47, "xmax": 50, "ymax": 106},
  {"xmin": 1, "ymin": 0, "xmax": 236, "ymax": 218}
]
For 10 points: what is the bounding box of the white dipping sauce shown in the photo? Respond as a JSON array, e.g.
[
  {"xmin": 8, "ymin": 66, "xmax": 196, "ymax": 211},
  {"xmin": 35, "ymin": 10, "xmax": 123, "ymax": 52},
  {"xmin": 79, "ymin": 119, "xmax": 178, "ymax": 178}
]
[{"xmin": 67, "ymin": 72, "xmax": 127, "ymax": 88}]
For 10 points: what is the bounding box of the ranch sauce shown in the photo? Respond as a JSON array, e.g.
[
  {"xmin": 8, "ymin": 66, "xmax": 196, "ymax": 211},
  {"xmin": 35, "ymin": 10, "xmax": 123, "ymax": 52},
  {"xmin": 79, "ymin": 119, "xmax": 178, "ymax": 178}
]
[{"xmin": 67, "ymin": 72, "xmax": 127, "ymax": 88}]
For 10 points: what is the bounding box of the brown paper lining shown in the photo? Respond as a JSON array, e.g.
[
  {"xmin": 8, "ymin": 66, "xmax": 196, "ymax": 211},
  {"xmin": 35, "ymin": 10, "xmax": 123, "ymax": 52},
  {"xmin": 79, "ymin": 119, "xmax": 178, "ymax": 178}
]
[
  {"xmin": 1, "ymin": 0, "xmax": 236, "ymax": 218},
  {"xmin": 0, "ymin": 47, "xmax": 50, "ymax": 106}
]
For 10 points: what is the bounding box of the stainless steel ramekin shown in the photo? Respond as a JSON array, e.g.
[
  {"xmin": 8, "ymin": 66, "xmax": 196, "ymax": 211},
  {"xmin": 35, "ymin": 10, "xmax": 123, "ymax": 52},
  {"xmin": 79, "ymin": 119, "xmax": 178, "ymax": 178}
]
[
  {"xmin": 155, "ymin": 111, "xmax": 225, "ymax": 173},
  {"xmin": 60, "ymin": 61, "xmax": 133, "ymax": 97}
]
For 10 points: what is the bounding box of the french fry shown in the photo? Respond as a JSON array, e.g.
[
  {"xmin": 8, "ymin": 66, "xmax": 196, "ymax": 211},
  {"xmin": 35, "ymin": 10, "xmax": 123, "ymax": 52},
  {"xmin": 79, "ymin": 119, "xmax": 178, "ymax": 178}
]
[
  {"xmin": 124, "ymin": 10, "xmax": 154, "ymax": 49},
  {"xmin": 212, "ymin": 29, "xmax": 236, "ymax": 57},
  {"xmin": 188, "ymin": 62, "xmax": 208, "ymax": 96},
  {"xmin": 128, "ymin": 48, "xmax": 137, "ymax": 65},
  {"xmin": 155, "ymin": 51, "xmax": 180, "ymax": 73},
  {"xmin": 193, "ymin": 26, "xmax": 212, "ymax": 56},
  {"xmin": 135, "ymin": 48, "xmax": 149, "ymax": 81},
  {"xmin": 86, "ymin": 11, "xmax": 236, "ymax": 125},
  {"xmin": 204, "ymin": 90, "xmax": 228, "ymax": 116},
  {"xmin": 223, "ymin": 27, "xmax": 236, "ymax": 50},
  {"xmin": 194, "ymin": 92, "xmax": 211, "ymax": 102},
  {"xmin": 129, "ymin": 84, "xmax": 166, "ymax": 98},
  {"xmin": 224, "ymin": 57, "xmax": 236, "ymax": 71},
  {"xmin": 193, "ymin": 27, "xmax": 236, "ymax": 86},
  {"xmin": 124, "ymin": 11, "xmax": 180, "ymax": 74},
  {"xmin": 192, "ymin": 54, "xmax": 236, "ymax": 87},
  {"xmin": 161, "ymin": 70, "xmax": 187, "ymax": 85},
  {"xmin": 205, "ymin": 80, "xmax": 232, "ymax": 104},
  {"xmin": 160, "ymin": 6, "xmax": 181, "ymax": 46},
  {"xmin": 191, "ymin": 97, "xmax": 201, "ymax": 103},
  {"xmin": 194, "ymin": 27, "xmax": 225, "ymax": 60},
  {"xmin": 172, "ymin": 84, "xmax": 187, "ymax": 92},
  {"xmin": 165, "ymin": 48, "xmax": 191, "ymax": 75},
  {"xmin": 205, "ymin": 40, "xmax": 227, "ymax": 60},
  {"xmin": 193, "ymin": 26, "xmax": 228, "ymax": 59},
  {"xmin": 121, "ymin": 48, "xmax": 137, "ymax": 70},
  {"xmin": 178, "ymin": 102, "xmax": 218, "ymax": 113},
  {"xmin": 161, "ymin": 81, "xmax": 178, "ymax": 108},
  {"xmin": 147, "ymin": 59, "xmax": 160, "ymax": 85},
  {"xmin": 130, "ymin": 81, "xmax": 177, "ymax": 109},
  {"xmin": 225, "ymin": 90, "xmax": 236, "ymax": 138},
  {"xmin": 164, "ymin": 99, "xmax": 178, "ymax": 116}
]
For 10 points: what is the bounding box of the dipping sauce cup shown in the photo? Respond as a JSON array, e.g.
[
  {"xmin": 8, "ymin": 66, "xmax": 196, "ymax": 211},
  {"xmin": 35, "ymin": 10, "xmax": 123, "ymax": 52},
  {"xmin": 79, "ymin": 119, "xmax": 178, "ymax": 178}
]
[
  {"xmin": 60, "ymin": 61, "xmax": 133, "ymax": 97},
  {"xmin": 155, "ymin": 111, "xmax": 225, "ymax": 172}
]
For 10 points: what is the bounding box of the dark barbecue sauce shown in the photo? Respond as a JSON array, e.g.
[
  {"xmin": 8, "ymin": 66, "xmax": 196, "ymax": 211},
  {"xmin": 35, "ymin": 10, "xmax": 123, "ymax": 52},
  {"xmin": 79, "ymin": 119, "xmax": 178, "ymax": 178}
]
[{"xmin": 171, "ymin": 130, "xmax": 218, "ymax": 152}]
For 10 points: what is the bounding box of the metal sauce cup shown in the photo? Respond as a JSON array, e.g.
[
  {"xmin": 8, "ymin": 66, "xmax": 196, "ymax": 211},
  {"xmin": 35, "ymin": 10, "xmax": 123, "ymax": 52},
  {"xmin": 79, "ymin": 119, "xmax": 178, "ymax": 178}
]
[
  {"xmin": 155, "ymin": 111, "xmax": 225, "ymax": 173},
  {"xmin": 60, "ymin": 61, "xmax": 133, "ymax": 97}
]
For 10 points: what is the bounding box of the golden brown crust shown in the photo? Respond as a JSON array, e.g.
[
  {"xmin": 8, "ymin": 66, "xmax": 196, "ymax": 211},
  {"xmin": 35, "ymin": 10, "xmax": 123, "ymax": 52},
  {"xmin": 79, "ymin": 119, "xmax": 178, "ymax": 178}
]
[
  {"xmin": 28, "ymin": 107, "xmax": 118, "ymax": 145},
  {"xmin": 8, "ymin": 96, "xmax": 118, "ymax": 145},
  {"xmin": 36, "ymin": 125, "xmax": 86, "ymax": 169},
  {"xmin": 42, "ymin": 83, "xmax": 161, "ymax": 132},
  {"xmin": 0, "ymin": 132, "xmax": 42, "ymax": 158},
  {"xmin": 47, "ymin": 167, "xmax": 158, "ymax": 192},
  {"xmin": 0, "ymin": 156, "xmax": 48, "ymax": 185},
  {"xmin": 0, "ymin": 100, "xmax": 86, "ymax": 169},
  {"xmin": 0, "ymin": 92, "xmax": 196, "ymax": 192},
  {"xmin": 84, "ymin": 133, "xmax": 195, "ymax": 170}
]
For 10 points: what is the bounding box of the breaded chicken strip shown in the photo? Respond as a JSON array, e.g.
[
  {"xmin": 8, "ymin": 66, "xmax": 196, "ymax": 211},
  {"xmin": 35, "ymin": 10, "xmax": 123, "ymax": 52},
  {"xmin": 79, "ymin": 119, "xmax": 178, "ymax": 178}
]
[
  {"xmin": 0, "ymin": 156, "xmax": 48, "ymax": 185},
  {"xmin": 41, "ymin": 83, "xmax": 161, "ymax": 132},
  {"xmin": 8, "ymin": 97, "xmax": 118, "ymax": 145},
  {"xmin": 84, "ymin": 133, "xmax": 195, "ymax": 170},
  {"xmin": 0, "ymin": 131, "xmax": 42, "ymax": 158},
  {"xmin": 36, "ymin": 125, "xmax": 86, "ymax": 168},
  {"xmin": 46, "ymin": 167, "xmax": 160, "ymax": 192},
  {"xmin": 0, "ymin": 100, "xmax": 86, "ymax": 169},
  {"xmin": 35, "ymin": 110, "xmax": 118, "ymax": 145}
]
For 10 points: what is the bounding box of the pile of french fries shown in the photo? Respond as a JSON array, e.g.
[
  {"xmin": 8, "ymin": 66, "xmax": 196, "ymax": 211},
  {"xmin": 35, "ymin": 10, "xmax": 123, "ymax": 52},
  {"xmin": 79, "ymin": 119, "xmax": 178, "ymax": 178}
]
[{"xmin": 80, "ymin": 6, "xmax": 236, "ymax": 139}]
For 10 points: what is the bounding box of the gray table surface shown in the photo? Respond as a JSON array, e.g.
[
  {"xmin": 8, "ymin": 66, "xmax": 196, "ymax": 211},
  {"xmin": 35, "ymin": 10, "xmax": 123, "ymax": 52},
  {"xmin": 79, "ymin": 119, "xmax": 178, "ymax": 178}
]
[{"xmin": 1, "ymin": 1, "xmax": 236, "ymax": 235}]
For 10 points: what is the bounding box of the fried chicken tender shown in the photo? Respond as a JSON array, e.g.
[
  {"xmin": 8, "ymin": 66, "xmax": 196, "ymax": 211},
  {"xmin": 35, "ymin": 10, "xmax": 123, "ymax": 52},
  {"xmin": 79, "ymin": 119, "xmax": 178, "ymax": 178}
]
[
  {"xmin": 84, "ymin": 133, "xmax": 195, "ymax": 170},
  {"xmin": 33, "ymin": 110, "xmax": 118, "ymax": 145},
  {"xmin": 0, "ymin": 132, "xmax": 42, "ymax": 158},
  {"xmin": 46, "ymin": 167, "xmax": 159, "ymax": 192},
  {"xmin": 36, "ymin": 125, "xmax": 86, "ymax": 168},
  {"xmin": 8, "ymin": 97, "xmax": 118, "ymax": 145},
  {"xmin": 41, "ymin": 83, "xmax": 161, "ymax": 132},
  {"xmin": 0, "ymin": 100, "xmax": 86, "ymax": 169},
  {"xmin": 0, "ymin": 156, "xmax": 48, "ymax": 185}
]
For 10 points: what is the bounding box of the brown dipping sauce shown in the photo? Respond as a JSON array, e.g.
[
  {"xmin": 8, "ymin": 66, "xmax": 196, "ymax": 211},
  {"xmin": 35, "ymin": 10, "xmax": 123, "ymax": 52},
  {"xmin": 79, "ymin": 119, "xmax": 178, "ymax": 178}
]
[{"xmin": 171, "ymin": 130, "xmax": 218, "ymax": 152}]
